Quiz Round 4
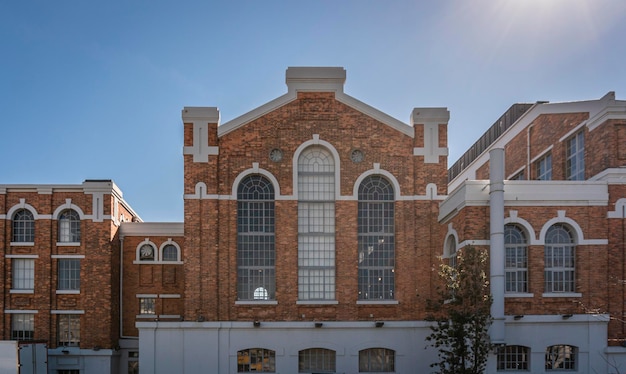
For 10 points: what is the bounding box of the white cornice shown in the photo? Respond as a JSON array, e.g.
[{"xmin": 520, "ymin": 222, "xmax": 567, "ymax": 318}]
[
  {"xmin": 440, "ymin": 180, "xmax": 609, "ymax": 222},
  {"xmin": 589, "ymin": 168, "xmax": 626, "ymax": 184},
  {"xmin": 120, "ymin": 222, "xmax": 184, "ymax": 237}
]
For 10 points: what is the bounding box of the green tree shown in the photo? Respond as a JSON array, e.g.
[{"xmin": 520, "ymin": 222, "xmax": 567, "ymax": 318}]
[{"xmin": 426, "ymin": 246, "xmax": 493, "ymax": 374}]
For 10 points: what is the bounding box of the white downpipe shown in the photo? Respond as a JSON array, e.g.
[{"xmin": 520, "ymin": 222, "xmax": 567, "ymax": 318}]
[{"xmin": 489, "ymin": 148, "xmax": 506, "ymax": 344}]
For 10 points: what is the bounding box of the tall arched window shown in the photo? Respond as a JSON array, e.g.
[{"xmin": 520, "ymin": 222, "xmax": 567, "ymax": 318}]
[
  {"xmin": 298, "ymin": 146, "xmax": 335, "ymax": 301},
  {"xmin": 358, "ymin": 176, "xmax": 394, "ymax": 300},
  {"xmin": 446, "ymin": 235, "xmax": 457, "ymax": 269},
  {"xmin": 237, "ymin": 175, "xmax": 275, "ymax": 301},
  {"xmin": 505, "ymin": 225, "xmax": 527, "ymax": 293},
  {"xmin": 12, "ymin": 209, "xmax": 34, "ymax": 243},
  {"xmin": 544, "ymin": 224, "xmax": 575, "ymax": 293},
  {"xmin": 58, "ymin": 209, "xmax": 81, "ymax": 243}
]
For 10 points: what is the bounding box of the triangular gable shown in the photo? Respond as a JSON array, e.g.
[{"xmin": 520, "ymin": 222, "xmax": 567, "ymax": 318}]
[{"xmin": 218, "ymin": 67, "xmax": 414, "ymax": 137}]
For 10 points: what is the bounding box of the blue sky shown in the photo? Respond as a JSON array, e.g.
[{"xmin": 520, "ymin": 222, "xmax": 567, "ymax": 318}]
[{"xmin": 1, "ymin": 1, "xmax": 625, "ymax": 222}]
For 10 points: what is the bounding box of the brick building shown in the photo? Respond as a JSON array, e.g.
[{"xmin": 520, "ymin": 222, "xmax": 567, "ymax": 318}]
[{"xmin": 2, "ymin": 67, "xmax": 626, "ymax": 373}]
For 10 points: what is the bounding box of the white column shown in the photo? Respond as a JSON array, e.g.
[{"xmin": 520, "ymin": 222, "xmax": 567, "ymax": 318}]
[{"xmin": 489, "ymin": 148, "xmax": 506, "ymax": 344}]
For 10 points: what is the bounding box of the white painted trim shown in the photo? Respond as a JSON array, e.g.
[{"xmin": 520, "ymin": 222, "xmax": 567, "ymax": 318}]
[
  {"xmin": 158, "ymin": 315, "xmax": 181, "ymax": 319},
  {"xmin": 9, "ymin": 242, "xmax": 34, "ymax": 247},
  {"xmin": 590, "ymin": 168, "xmax": 626, "ymax": 185},
  {"xmin": 6, "ymin": 199, "xmax": 39, "ymax": 220},
  {"xmin": 136, "ymin": 314, "xmax": 157, "ymax": 319},
  {"xmin": 136, "ymin": 294, "xmax": 158, "ymax": 298},
  {"xmin": 10, "ymin": 290, "xmax": 34, "ymax": 294},
  {"xmin": 443, "ymin": 226, "xmax": 459, "ymax": 258},
  {"xmin": 52, "ymin": 200, "xmax": 87, "ymax": 220},
  {"xmin": 51, "ymin": 255, "xmax": 85, "ymax": 259},
  {"xmin": 459, "ymin": 239, "xmax": 489, "ymax": 248},
  {"xmin": 529, "ymin": 145, "xmax": 553, "ymax": 164},
  {"xmin": 296, "ymin": 300, "xmax": 339, "ymax": 305},
  {"xmin": 159, "ymin": 239, "xmax": 182, "ymax": 263},
  {"xmin": 448, "ymin": 93, "xmax": 623, "ymax": 192},
  {"xmin": 537, "ymin": 212, "xmax": 607, "ymax": 245},
  {"xmin": 352, "ymin": 166, "xmax": 402, "ymax": 200},
  {"xmin": 507, "ymin": 165, "xmax": 526, "ymax": 180},
  {"xmin": 219, "ymin": 93, "xmax": 297, "ymax": 137},
  {"xmin": 542, "ymin": 292, "xmax": 582, "ymax": 298},
  {"xmin": 608, "ymin": 198, "xmax": 626, "ymax": 219},
  {"xmin": 558, "ymin": 121, "xmax": 587, "ymax": 143},
  {"xmin": 120, "ymin": 222, "xmax": 184, "ymax": 237},
  {"xmin": 159, "ymin": 294, "xmax": 181, "ymax": 299},
  {"xmin": 56, "ymin": 290, "xmax": 80, "ymax": 295},
  {"xmin": 504, "ymin": 213, "xmax": 539, "ymax": 244},
  {"xmin": 50, "ymin": 310, "xmax": 85, "ymax": 314},
  {"xmin": 235, "ymin": 300, "xmax": 278, "ymax": 305},
  {"xmin": 5, "ymin": 254, "xmax": 38, "ymax": 259},
  {"xmin": 504, "ymin": 293, "xmax": 535, "ymax": 298},
  {"xmin": 231, "ymin": 164, "xmax": 282, "ymax": 198},
  {"xmin": 292, "ymin": 135, "xmax": 341, "ymax": 200},
  {"xmin": 56, "ymin": 242, "xmax": 81, "ymax": 247},
  {"xmin": 336, "ymin": 92, "xmax": 414, "ymax": 137},
  {"xmin": 4, "ymin": 310, "xmax": 38, "ymax": 314},
  {"xmin": 135, "ymin": 239, "xmax": 159, "ymax": 262},
  {"xmin": 356, "ymin": 300, "xmax": 399, "ymax": 305}
]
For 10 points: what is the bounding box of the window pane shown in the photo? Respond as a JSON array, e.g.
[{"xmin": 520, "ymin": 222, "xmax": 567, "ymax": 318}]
[
  {"xmin": 58, "ymin": 315, "xmax": 80, "ymax": 346},
  {"xmin": 359, "ymin": 348, "xmax": 395, "ymax": 372},
  {"xmin": 497, "ymin": 345, "xmax": 529, "ymax": 371},
  {"xmin": 237, "ymin": 175, "xmax": 276, "ymax": 300},
  {"xmin": 12, "ymin": 259, "xmax": 34, "ymax": 290},
  {"xmin": 505, "ymin": 225, "xmax": 527, "ymax": 293},
  {"xmin": 544, "ymin": 225, "xmax": 575, "ymax": 293},
  {"xmin": 162, "ymin": 244, "xmax": 178, "ymax": 262},
  {"xmin": 237, "ymin": 348, "xmax": 275, "ymax": 372},
  {"xmin": 299, "ymin": 348, "xmax": 336, "ymax": 373},
  {"xmin": 12, "ymin": 209, "xmax": 34, "ymax": 242},
  {"xmin": 139, "ymin": 298, "xmax": 156, "ymax": 315},
  {"xmin": 566, "ymin": 132, "xmax": 584, "ymax": 181},
  {"xmin": 58, "ymin": 259, "xmax": 80, "ymax": 290},
  {"xmin": 298, "ymin": 147, "xmax": 335, "ymax": 301},
  {"xmin": 11, "ymin": 314, "xmax": 34, "ymax": 341},
  {"xmin": 546, "ymin": 345, "xmax": 577, "ymax": 370},
  {"xmin": 58, "ymin": 209, "xmax": 81, "ymax": 242}
]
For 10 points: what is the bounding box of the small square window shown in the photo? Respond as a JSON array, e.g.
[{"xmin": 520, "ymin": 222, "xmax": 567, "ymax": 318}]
[{"xmin": 139, "ymin": 298, "xmax": 156, "ymax": 315}]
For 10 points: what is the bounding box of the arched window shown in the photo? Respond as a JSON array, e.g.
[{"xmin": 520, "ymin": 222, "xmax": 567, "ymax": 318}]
[
  {"xmin": 358, "ymin": 176, "xmax": 394, "ymax": 300},
  {"xmin": 58, "ymin": 209, "xmax": 81, "ymax": 243},
  {"xmin": 298, "ymin": 348, "xmax": 335, "ymax": 373},
  {"xmin": 505, "ymin": 225, "xmax": 527, "ymax": 293},
  {"xmin": 162, "ymin": 244, "xmax": 178, "ymax": 262},
  {"xmin": 446, "ymin": 235, "xmax": 457, "ymax": 269},
  {"xmin": 545, "ymin": 344, "xmax": 577, "ymax": 370},
  {"xmin": 237, "ymin": 348, "xmax": 275, "ymax": 372},
  {"xmin": 497, "ymin": 345, "xmax": 530, "ymax": 371},
  {"xmin": 544, "ymin": 224, "xmax": 575, "ymax": 293},
  {"xmin": 237, "ymin": 175, "xmax": 275, "ymax": 301},
  {"xmin": 139, "ymin": 244, "xmax": 156, "ymax": 261},
  {"xmin": 298, "ymin": 146, "xmax": 335, "ymax": 301},
  {"xmin": 359, "ymin": 348, "xmax": 395, "ymax": 372},
  {"xmin": 12, "ymin": 209, "xmax": 34, "ymax": 243}
]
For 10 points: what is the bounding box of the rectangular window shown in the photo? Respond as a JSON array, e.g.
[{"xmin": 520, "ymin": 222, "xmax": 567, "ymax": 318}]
[
  {"xmin": 11, "ymin": 313, "xmax": 34, "ymax": 341},
  {"xmin": 497, "ymin": 345, "xmax": 530, "ymax": 371},
  {"xmin": 566, "ymin": 131, "xmax": 584, "ymax": 180},
  {"xmin": 57, "ymin": 314, "xmax": 80, "ymax": 346},
  {"xmin": 58, "ymin": 259, "xmax": 80, "ymax": 290},
  {"xmin": 535, "ymin": 153, "xmax": 552, "ymax": 180},
  {"xmin": 139, "ymin": 298, "xmax": 156, "ymax": 315},
  {"xmin": 12, "ymin": 259, "xmax": 34, "ymax": 291}
]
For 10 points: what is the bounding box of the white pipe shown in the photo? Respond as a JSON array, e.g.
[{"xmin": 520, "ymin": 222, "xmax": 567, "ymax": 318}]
[{"xmin": 489, "ymin": 148, "xmax": 506, "ymax": 344}]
